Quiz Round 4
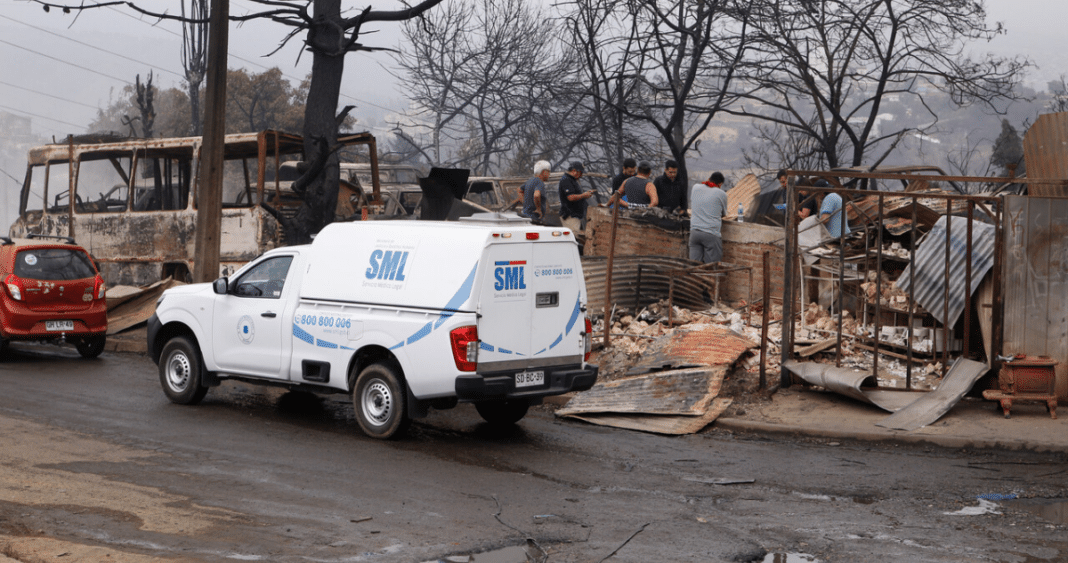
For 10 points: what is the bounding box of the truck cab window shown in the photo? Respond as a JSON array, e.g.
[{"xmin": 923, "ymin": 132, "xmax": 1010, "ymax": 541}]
[{"xmin": 233, "ymin": 256, "xmax": 294, "ymax": 299}]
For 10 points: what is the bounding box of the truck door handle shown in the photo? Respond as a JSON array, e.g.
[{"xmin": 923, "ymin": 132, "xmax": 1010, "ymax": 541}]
[{"xmin": 261, "ymin": 312, "xmax": 277, "ymax": 318}]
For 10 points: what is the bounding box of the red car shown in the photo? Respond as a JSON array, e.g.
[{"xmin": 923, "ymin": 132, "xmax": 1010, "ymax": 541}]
[{"xmin": 0, "ymin": 235, "xmax": 107, "ymax": 358}]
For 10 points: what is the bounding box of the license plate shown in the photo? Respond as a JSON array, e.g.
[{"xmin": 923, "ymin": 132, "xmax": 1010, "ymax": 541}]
[
  {"xmin": 515, "ymin": 370, "xmax": 544, "ymax": 388},
  {"xmin": 46, "ymin": 320, "xmax": 74, "ymax": 331}
]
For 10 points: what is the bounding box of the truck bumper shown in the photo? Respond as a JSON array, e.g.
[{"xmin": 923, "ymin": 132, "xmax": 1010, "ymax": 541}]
[{"xmin": 454, "ymin": 363, "xmax": 598, "ymax": 401}]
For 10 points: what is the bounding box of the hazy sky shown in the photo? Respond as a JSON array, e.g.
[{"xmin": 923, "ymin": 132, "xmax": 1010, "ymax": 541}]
[
  {"xmin": 0, "ymin": 0, "xmax": 1065, "ymax": 140},
  {"xmin": 1, "ymin": 0, "xmax": 409, "ymax": 140},
  {"xmin": 0, "ymin": 0, "xmax": 1063, "ymax": 138}
]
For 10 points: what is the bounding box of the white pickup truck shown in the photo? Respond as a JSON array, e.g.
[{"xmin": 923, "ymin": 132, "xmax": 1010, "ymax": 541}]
[{"xmin": 147, "ymin": 214, "xmax": 598, "ymax": 439}]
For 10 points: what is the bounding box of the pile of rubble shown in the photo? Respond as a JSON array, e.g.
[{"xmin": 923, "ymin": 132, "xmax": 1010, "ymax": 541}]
[{"xmin": 592, "ymin": 299, "xmax": 781, "ymax": 382}]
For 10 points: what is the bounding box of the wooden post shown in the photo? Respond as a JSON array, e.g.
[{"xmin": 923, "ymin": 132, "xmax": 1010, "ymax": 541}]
[
  {"xmin": 760, "ymin": 251, "xmax": 770, "ymax": 390},
  {"xmin": 603, "ymin": 195, "xmax": 622, "ymax": 349},
  {"xmin": 781, "ymin": 180, "xmax": 797, "ymax": 387},
  {"xmin": 67, "ymin": 135, "xmax": 75, "ymax": 240},
  {"xmin": 193, "ymin": 0, "xmax": 229, "ymax": 283}
]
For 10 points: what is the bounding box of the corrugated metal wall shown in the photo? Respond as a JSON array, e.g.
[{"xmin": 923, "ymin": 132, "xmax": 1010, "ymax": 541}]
[
  {"xmin": 582, "ymin": 255, "xmax": 715, "ymax": 313},
  {"xmin": 895, "ymin": 215, "xmax": 996, "ymax": 329},
  {"xmin": 1022, "ymin": 112, "xmax": 1068, "ymax": 197},
  {"xmin": 1003, "ymin": 195, "xmax": 1068, "ymax": 400}
]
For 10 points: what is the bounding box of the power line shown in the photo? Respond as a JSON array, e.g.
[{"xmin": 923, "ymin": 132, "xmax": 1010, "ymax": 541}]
[
  {"xmin": 0, "ymin": 39, "xmax": 130, "ymax": 84},
  {"xmin": 4, "ymin": 4, "xmax": 402, "ymax": 133},
  {"xmin": 0, "ymin": 13, "xmax": 184, "ymax": 80},
  {"xmin": 0, "ymin": 79, "xmax": 98, "ymax": 110},
  {"xmin": 0, "ymin": 102, "xmax": 85, "ymax": 131},
  {"xmin": 0, "ymin": 165, "xmax": 22, "ymax": 185},
  {"xmin": 100, "ymin": 2, "xmax": 402, "ymax": 114}
]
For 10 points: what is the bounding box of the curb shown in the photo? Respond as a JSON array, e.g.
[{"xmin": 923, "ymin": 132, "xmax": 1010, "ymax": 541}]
[
  {"xmin": 105, "ymin": 338, "xmax": 147, "ymax": 354},
  {"xmin": 714, "ymin": 417, "xmax": 1067, "ymax": 454}
]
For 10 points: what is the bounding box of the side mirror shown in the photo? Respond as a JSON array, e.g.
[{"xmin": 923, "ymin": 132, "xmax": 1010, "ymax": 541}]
[{"xmin": 213, "ymin": 277, "xmax": 229, "ymax": 295}]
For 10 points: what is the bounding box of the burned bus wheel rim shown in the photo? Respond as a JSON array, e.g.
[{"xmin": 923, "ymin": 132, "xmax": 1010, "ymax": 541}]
[{"xmin": 361, "ymin": 379, "xmax": 393, "ymax": 427}]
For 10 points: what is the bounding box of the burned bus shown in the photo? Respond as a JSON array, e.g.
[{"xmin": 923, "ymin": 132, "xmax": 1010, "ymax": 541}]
[{"xmin": 10, "ymin": 130, "xmax": 378, "ymax": 286}]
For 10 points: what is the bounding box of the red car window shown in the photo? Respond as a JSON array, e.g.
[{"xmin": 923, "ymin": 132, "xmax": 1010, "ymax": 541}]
[{"xmin": 14, "ymin": 248, "xmax": 96, "ymax": 281}]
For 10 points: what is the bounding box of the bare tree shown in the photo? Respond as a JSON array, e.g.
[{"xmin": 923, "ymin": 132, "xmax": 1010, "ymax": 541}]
[
  {"xmin": 181, "ymin": 0, "xmax": 208, "ymax": 136},
  {"xmin": 133, "ymin": 72, "xmax": 155, "ymax": 138},
  {"xmin": 393, "ymin": 0, "xmax": 560, "ymax": 175},
  {"xmin": 731, "ymin": 0, "xmax": 1030, "ymax": 170},
  {"xmin": 392, "ymin": 0, "xmax": 476, "ymax": 165},
  {"xmin": 1046, "ymin": 76, "xmax": 1068, "ymax": 114},
  {"xmin": 945, "ymin": 131, "xmax": 992, "ymax": 178},
  {"xmin": 741, "ymin": 118, "xmax": 833, "ymax": 174},
  {"xmin": 561, "ymin": 0, "xmax": 750, "ymax": 190},
  {"xmin": 35, "ymin": 0, "xmax": 444, "ymax": 243}
]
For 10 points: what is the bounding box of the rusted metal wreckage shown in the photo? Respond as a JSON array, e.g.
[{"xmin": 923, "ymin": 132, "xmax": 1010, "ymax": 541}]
[
  {"xmin": 10, "ymin": 130, "xmax": 381, "ymax": 286},
  {"xmin": 573, "ymin": 114, "xmax": 1068, "ymax": 432},
  {"xmin": 779, "ymin": 113, "xmax": 1068, "ymax": 412}
]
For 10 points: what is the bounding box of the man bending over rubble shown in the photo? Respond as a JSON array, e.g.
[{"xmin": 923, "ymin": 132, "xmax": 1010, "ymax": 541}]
[{"xmin": 689, "ymin": 172, "xmax": 728, "ymax": 263}]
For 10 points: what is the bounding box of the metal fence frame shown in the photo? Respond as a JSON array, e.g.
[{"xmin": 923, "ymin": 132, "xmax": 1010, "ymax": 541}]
[{"xmin": 778, "ymin": 170, "xmax": 1027, "ymax": 390}]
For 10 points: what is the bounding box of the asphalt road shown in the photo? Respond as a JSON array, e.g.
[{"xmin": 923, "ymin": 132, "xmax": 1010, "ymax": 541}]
[{"xmin": 0, "ymin": 342, "xmax": 1066, "ymax": 563}]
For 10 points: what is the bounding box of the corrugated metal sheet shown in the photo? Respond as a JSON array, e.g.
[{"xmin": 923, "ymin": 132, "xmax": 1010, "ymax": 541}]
[
  {"xmin": 629, "ymin": 325, "xmax": 756, "ymax": 374},
  {"xmin": 560, "ymin": 398, "xmax": 733, "ymax": 435},
  {"xmin": 1003, "ymin": 195, "xmax": 1068, "ymax": 400},
  {"xmin": 1022, "ymin": 112, "xmax": 1068, "ymax": 197},
  {"xmin": 894, "ymin": 215, "xmax": 996, "ymax": 328},
  {"xmin": 727, "ymin": 173, "xmax": 761, "ymax": 220},
  {"xmin": 556, "ymin": 366, "xmax": 725, "ymax": 416},
  {"xmin": 876, "ymin": 358, "xmax": 988, "ymax": 431},
  {"xmin": 781, "ymin": 361, "xmax": 920, "ymax": 412},
  {"xmin": 582, "ymin": 255, "xmax": 715, "ymax": 312},
  {"xmin": 847, "ymin": 194, "xmax": 941, "ymax": 228}
]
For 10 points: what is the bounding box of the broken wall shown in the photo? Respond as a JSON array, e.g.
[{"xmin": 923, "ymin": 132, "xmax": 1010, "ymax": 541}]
[
  {"xmin": 584, "ymin": 207, "xmax": 785, "ymax": 306},
  {"xmin": 584, "ymin": 207, "xmax": 688, "ymax": 258},
  {"xmin": 720, "ymin": 221, "xmax": 786, "ymax": 303}
]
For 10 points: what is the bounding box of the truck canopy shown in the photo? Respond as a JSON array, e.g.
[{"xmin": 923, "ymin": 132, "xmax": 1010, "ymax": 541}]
[{"xmin": 300, "ymin": 221, "xmax": 490, "ymax": 312}]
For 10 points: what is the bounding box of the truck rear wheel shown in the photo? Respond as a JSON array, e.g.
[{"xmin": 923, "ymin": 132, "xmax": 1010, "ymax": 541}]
[
  {"xmin": 159, "ymin": 336, "xmax": 209, "ymax": 405},
  {"xmin": 475, "ymin": 399, "xmax": 529, "ymax": 426},
  {"xmin": 353, "ymin": 363, "xmax": 410, "ymax": 439}
]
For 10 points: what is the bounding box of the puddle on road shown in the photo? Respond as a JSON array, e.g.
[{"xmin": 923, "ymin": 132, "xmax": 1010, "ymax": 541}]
[
  {"xmin": 762, "ymin": 553, "xmax": 818, "ymax": 563},
  {"xmin": 432, "ymin": 545, "xmax": 529, "ymax": 563},
  {"xmin": 1012, "ymin": 498, "xmax": 1068, "ymax": 524}
]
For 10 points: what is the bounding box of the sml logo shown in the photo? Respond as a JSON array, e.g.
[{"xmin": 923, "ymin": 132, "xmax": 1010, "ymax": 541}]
[
  {"xmin": 365, "ymin": 250, "xmax": 410, "ymax": 281},
  {"xmin": 494, "ymin": 260, "xmax": 527, "ymax": 290}
]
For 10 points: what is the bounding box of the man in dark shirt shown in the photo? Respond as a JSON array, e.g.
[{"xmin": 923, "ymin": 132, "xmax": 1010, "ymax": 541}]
[
  {"xmin": 795, "ymin": 176, "xmax": 819, "ymax": 220},
  {"xmin": 618, "ymin": 162, "xmax": 658, "ymax": 208},
  {"xmin": 653, "ymin": 159, "xmax": 687, "ymax": 213},
  {"xmin": 611, "ymin": 158, "xmax": 637, "ymax": 194},
  {"xmin": 558, "ymin": 161, "xmax": 596, "ymax": 232}
]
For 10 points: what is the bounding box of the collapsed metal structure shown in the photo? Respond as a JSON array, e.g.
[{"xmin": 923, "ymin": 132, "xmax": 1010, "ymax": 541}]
[{"xmin": 779, "ymin": 169, "xmax": 1068, "ymax": 400}]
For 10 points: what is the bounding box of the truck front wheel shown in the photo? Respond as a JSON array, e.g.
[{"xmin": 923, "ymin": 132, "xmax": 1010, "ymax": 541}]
[
  {"xmin": 475, "ymin": 399, "xmax": 529, "ymax": 426},
  {"xmin": 353, "ymin": 363, "xmax": 410, "ymax": 439},
  {"xmin": 159, "ymin": 336, "xmax": 209, "ymax": 405}
]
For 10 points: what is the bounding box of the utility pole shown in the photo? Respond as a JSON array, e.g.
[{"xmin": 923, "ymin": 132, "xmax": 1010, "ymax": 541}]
[{"xmin": 193, "ymin": 0, "xmax": 228, "ymax": 283}]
